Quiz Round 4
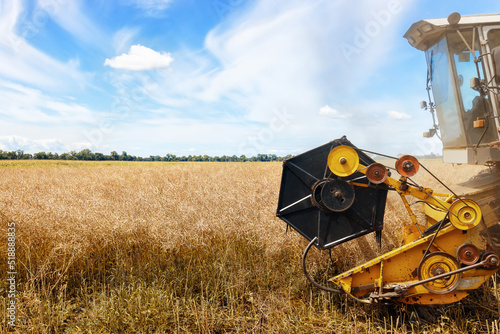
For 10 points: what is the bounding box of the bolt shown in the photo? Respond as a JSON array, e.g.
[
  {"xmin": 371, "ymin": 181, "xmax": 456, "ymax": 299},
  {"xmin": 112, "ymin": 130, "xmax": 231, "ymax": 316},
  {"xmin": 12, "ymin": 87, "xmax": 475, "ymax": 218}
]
[
  {"xmin": 333, "ymin": 190, "xmax": 343, "ymax": 199},
  {"xmin": 340, "ymin": 157, "xmax": 347, "ymax": 164},
  {"xmin": 402, "ymin": 161, "xmax": 413, "ymax": 171}
]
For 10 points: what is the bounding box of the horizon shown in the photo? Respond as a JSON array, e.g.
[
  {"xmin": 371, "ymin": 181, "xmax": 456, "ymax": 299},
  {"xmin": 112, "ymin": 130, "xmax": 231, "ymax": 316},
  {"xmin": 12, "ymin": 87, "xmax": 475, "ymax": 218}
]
[{"xmin": 0, "ymin": 147, "xmax": 444, "ymax": 161}]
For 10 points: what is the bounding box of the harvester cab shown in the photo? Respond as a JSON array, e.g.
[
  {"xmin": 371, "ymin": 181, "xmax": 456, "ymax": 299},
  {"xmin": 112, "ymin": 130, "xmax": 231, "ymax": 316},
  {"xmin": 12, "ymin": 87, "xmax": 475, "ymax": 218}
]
[
  {"xmin": 277, "ymin": 13, "xmax": 500, "ymax": 305},
  {"xmin": 405, "ymin": 12, "xmax": 500, "ymax": 165}
]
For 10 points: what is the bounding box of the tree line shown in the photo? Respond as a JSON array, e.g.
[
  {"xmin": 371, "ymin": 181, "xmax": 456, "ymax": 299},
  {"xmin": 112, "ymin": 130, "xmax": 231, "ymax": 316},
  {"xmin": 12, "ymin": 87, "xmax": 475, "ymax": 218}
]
[{"xmin": 0, "ymin": 149, "xmax": 293, "ymax": 162}]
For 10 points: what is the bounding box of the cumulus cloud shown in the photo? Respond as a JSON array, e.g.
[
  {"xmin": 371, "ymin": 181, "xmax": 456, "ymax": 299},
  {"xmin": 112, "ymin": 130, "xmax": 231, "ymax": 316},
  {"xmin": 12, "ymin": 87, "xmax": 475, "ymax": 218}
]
[
  {"xmin": 0, "ymin": 135, "xmax": 108, "ymax": 153},
  {"xmin": 387, "ymin": 110, "xmax": 411, "ymax": 120},
  {"xmin": 104, "ymin": 44, "xmax": 174, "ymax": 70},
  {"xmin": 319, "ymin": 105, "xmax": 351, "ymax": 119},
  {"xmin": 0, "ymin": 136, "xmax": 64, "ymax": 152}
]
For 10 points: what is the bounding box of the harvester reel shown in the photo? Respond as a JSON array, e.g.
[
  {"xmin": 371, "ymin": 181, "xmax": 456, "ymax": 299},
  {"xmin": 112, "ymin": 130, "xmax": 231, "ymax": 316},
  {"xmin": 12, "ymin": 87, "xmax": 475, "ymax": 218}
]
[
  {"xmin": 277, "ymin": 138, "xmax": 387, "ymax": 250},
  {"xmin": 366, "ymin": 163, "xmax": 389, "ymax": 184},
  {"xmin": 449, "ymin": 199, "xmax": 482, "ymax": 230},
  {"xmin": 417, "ymin": 252, "xmax": 462, "ymax": 294},
  {"xmin": 327, "ymin": 145, "xmax": 359, "ymax": 177},
  {"xmin": 395, "ymin": 155, "xmax": 419, "ymax": 177}
]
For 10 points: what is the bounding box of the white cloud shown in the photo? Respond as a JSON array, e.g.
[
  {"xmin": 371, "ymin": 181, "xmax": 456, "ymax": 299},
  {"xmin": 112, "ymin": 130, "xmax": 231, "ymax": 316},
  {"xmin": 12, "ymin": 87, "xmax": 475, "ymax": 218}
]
[
  {"xmin": 112, "ymin": 27, "xmax": 141, "ymax": 54},
  {"xmin": 319, "ymin": 105, "xmax": 351, "ymax": 119},
  {"xmin": 0, "ymin": 0, "xmax": 429, "ymax": 157},
  {"xmin": 0, "ymin": 1, "xmax": 89, "ymax": 92},
  {"xmin": 387, "ymin": 110, "xmax": 411, "ymax": 120},
  {"xmin": 104, "ymin": 44, "xmax": 174, "ymax": 70},
  {"xmin": 0, "ymin": 135, "xmax": 108, "ymax": 153},
  {"xmin": 0, "ymin": 136, "xmax": 63, "ymax": 152},
  {"xmin": 188, "ymin": 0, "xmax": 414, "ymax": 123},
  {"xmin": 0, "ymin": 79, "xmax": 95, "ymax": 124},
  {"xmin": 119, "ymin": 0, "xmax": 420, "ymax": 155},
  {"xmin": 36, "ymin": 0, "xmax": 106, "ymax": 48},
  {"xmin": 128, "ymin": 0, "xmax": 172, "ymax": 14}
]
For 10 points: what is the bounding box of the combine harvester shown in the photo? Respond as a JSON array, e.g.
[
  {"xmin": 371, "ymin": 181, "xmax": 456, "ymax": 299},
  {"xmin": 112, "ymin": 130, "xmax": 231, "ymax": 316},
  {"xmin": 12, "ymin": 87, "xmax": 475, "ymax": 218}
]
[{"xmin": 277, "ymin": 13, "xmax": 500, "ymax": 305}]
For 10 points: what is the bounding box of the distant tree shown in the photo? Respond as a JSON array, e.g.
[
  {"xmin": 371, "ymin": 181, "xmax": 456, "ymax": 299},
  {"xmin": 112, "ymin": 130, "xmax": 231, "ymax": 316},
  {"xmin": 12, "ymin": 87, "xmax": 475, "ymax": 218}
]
[
  {"xmin": 6, "ymin": 151, "xmax": 17, "ymax": 159},
  {"xmin": 0, "ymin": 147, "xmax": 292, "ymax": 162},
  {"xmin": 164, "ymin": 153, "xmax": 175, "ymax": 161},
  {"xmin": 118, "ymin": 151, "xmax": 127, "ymax": 161},
  {"xmin": 111, "ymin": 151, "xmax": 119, "ymax": 160},
  {"xmin": 34, "ymin": 152, "xmax": 48, "ymax": 159},
  {"xmin": 76, "ymin": 149, "xmax": 95, "ymax": 160}
]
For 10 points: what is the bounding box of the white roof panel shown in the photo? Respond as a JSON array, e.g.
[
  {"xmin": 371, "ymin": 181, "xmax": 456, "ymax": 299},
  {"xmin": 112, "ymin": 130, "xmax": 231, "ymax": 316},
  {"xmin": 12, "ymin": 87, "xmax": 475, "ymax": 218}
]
[{"xmin": 404, "ymin": 13, "xmax": 500, "ymax": 51}]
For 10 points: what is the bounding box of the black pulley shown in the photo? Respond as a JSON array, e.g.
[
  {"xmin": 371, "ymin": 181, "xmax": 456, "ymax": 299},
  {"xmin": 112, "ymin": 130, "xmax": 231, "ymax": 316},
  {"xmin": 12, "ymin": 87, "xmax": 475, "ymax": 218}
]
[{"xmin": 321, "ymin": 179, "xmax": 355, "ymax": 212}]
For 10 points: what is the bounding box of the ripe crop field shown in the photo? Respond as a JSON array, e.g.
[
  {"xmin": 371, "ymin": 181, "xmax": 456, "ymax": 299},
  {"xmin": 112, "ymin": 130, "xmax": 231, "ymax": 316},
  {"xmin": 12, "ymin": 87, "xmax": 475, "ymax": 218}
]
[{"xmin": 0, "ymin": 160, "xmax": 499, "ymax": 333}]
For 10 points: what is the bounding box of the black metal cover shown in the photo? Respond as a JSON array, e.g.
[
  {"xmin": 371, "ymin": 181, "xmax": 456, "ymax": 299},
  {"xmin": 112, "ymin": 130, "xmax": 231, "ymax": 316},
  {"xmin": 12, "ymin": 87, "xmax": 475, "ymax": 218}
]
[{"xmin": 276, "ymin": 137, "xmax": 388, "ymax": 249}]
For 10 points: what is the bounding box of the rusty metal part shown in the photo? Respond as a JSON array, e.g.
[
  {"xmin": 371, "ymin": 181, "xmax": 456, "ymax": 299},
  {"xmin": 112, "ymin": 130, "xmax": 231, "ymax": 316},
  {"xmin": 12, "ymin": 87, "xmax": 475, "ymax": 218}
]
[
  {"xmin": 369, "ymin": 290, "xmax": 408, "ymax": 303},
  {"xmin": 482, "ymin": 252, "xmax": 500, "ymax": 269},
  {"xmin": 321, "ymin": 179, "xmax": 355, "ymax": 212},
  {"xmin": 457, "ymin": 244, "xmax": 480, "ymax": 265},
  {"xmin": 366, "ymin": 163, "xmax": 388, "ymax": 184},
  {"xmin": 311, "ymin": 179, "xmax": 329, "ymax": 211},
  {"xmin": 395, "ymin": 155, "xmax": 420, "ymax": 177},
  {"xmin": 417, "ymin": 252, "xmax": 461, "ymax": 294}
]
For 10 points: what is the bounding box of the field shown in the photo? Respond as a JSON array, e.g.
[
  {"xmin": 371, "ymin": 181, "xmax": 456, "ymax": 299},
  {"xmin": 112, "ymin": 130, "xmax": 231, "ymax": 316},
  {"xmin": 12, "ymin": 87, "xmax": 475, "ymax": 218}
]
[{"xmin": 1, "ymin": 159, "xmax": 499, "ymax": 333}]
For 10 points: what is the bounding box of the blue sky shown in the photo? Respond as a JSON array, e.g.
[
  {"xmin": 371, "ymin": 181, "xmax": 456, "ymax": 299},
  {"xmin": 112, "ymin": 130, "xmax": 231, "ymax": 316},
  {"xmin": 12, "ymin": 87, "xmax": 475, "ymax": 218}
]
[{"xmin": 0, "ymin": 0, "xmax": 498, "ymax": 157}]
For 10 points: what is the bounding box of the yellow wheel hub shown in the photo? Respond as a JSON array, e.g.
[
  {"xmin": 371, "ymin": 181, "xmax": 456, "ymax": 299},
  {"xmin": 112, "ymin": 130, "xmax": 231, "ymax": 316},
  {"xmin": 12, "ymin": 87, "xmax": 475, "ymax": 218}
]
[
  {"xmin": 327, "ymin": 146, "xmax": 359, "ymax": 177},
  {"xmin": 417, "ymin": 252, "xmax": 461, "ymax": 294},
  {"xmin": 449, "ymin": 199, "xmax": 482, "ymax": 230}
]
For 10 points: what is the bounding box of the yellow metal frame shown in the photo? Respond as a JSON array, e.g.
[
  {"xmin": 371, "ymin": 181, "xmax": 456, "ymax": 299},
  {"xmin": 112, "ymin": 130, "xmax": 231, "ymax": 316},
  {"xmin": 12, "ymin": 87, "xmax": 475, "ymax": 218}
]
[{"xmin": 328, "ymin": 162, "xmax": 498, "ymax": 304}]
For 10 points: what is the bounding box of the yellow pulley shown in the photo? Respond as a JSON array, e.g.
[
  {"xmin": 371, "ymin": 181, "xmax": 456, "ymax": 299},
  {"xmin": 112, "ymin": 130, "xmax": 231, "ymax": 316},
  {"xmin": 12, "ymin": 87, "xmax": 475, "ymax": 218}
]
[
  {"xmin": 417, "ymin": 252, "xmax": 461, "ymax": 294},
  {"xmin": 449, "ymin": 199, "xmax": 482, "ymax": 230},
  {"xmin": 327, "ymin": 145, "xmax": 359, "ymax": 177}
]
